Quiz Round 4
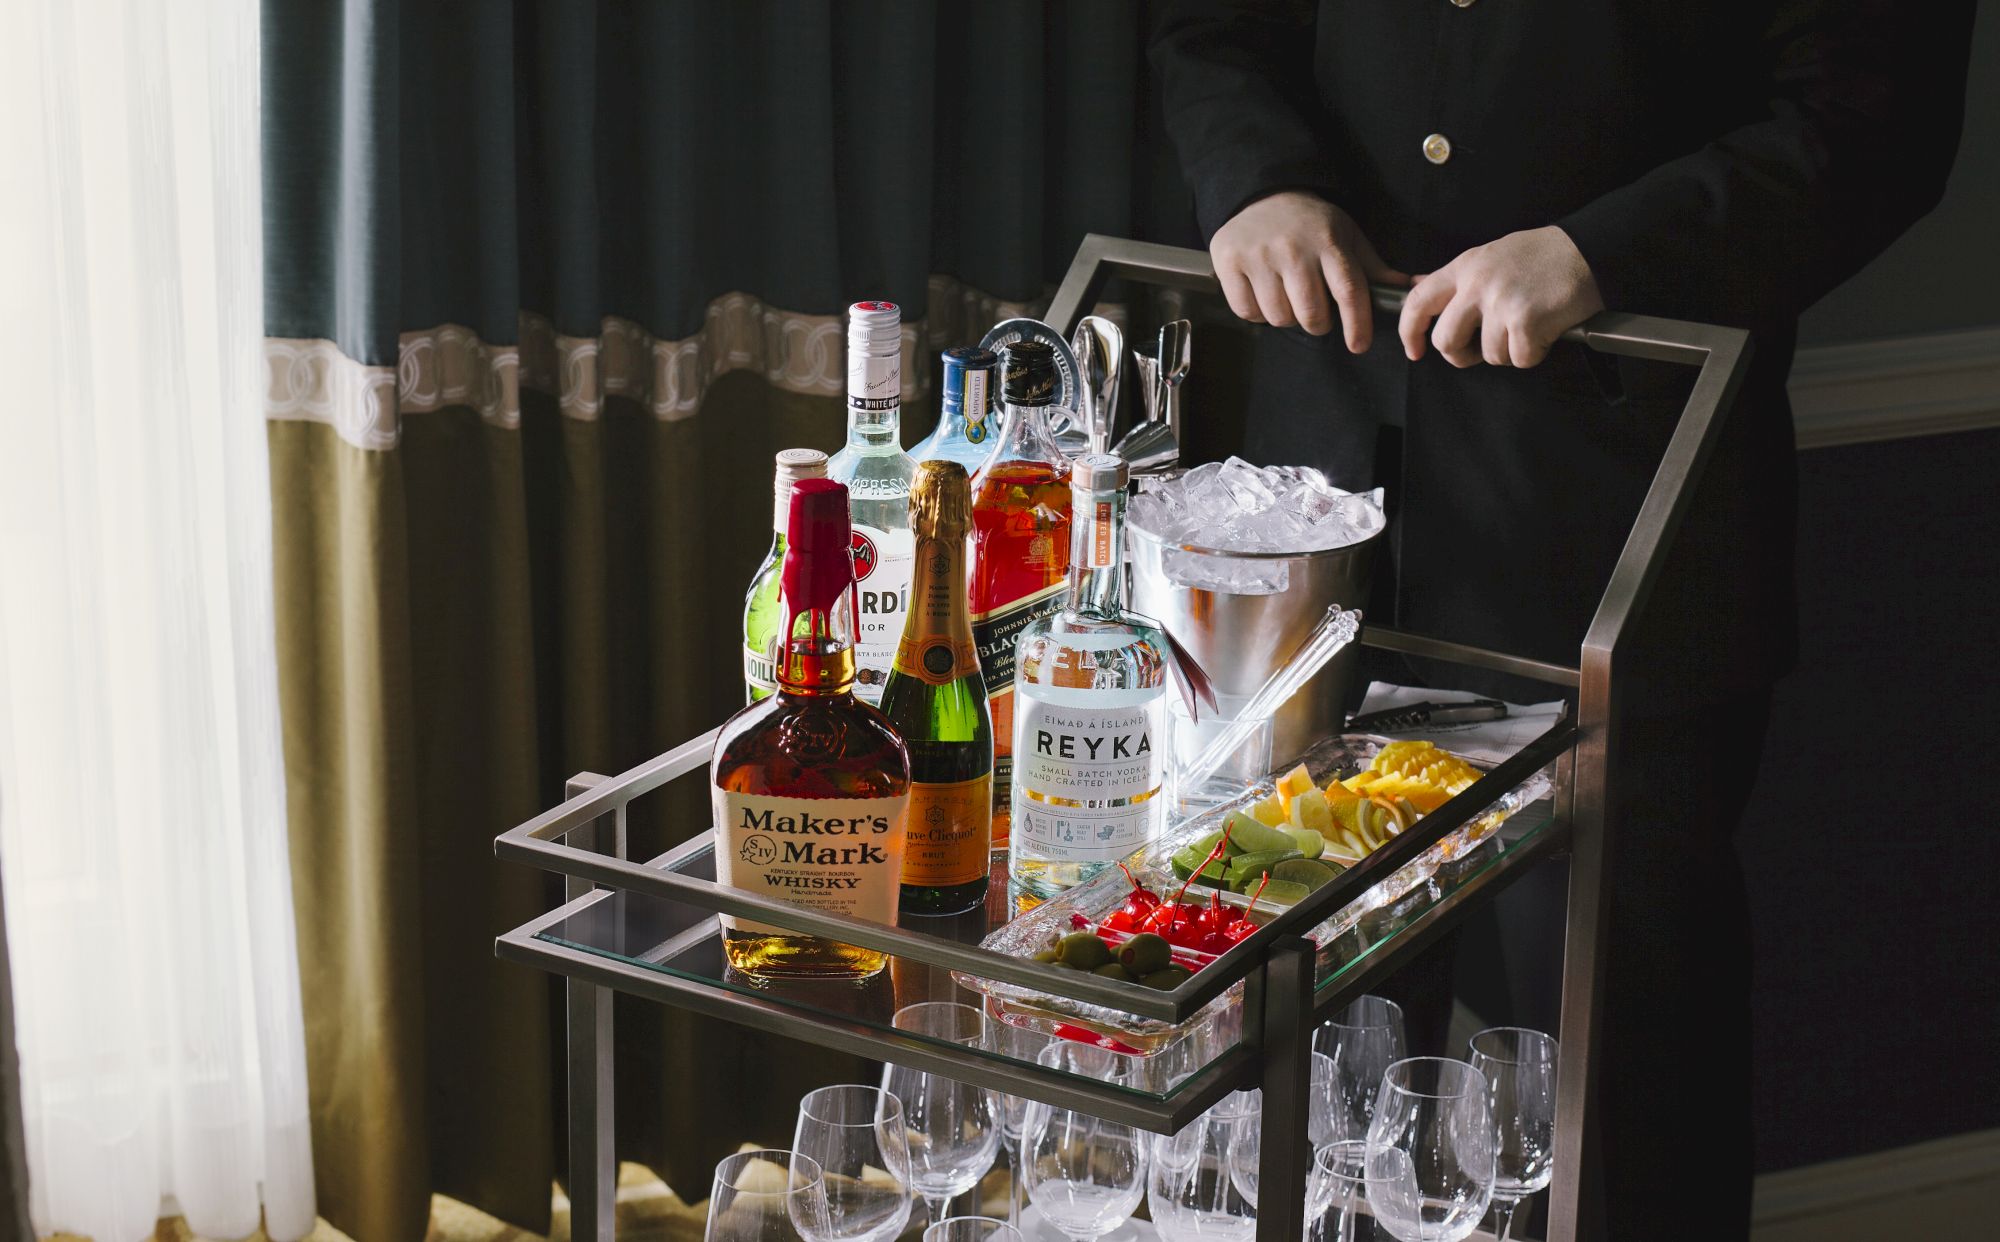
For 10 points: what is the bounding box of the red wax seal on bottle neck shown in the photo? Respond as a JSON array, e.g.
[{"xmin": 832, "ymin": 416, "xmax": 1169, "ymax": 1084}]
[{"xmin": 782, "ymin": 478, "xmax": 855, "ymax": 614}]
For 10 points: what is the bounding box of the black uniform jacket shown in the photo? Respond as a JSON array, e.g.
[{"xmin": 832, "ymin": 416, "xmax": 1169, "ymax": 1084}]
[{"xmin": 1153, "ymin": 0, "xmax": 1974, "ymax": 707}]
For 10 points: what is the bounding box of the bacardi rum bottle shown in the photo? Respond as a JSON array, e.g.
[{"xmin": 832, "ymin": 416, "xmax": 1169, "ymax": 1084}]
[
  {"xmin": 828, "ymin": 301, "xmax": 916, "ymax": 705},
  {"xmin": 1007, "ymin": 454, "xmax": 1169, "ymax": 901},
  {"xmin": 710, "ymin": 478, "xmax": 912, "ymax": 979},
  {"xmin": 742, "ymin": 447, "xmax": 830, "ymax": 702},
  {"xmin": 881, "ymin": 461, "xmax": 993, "ymax": 916},
  {"xmin": 912, "ymin": 346, "xmax": 1001, "ymax": 474},
  {"xmin": 969, "ymin": 340, "xmax": 1073, "ymax": 855}
]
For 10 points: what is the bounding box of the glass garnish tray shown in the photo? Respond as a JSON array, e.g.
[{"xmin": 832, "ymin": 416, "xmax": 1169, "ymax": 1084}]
[
  {"xmin": 493, "ymin": 715, "xmax": 1575, "ymax": 1127},
  {"xmin": 956, "ymin": 733, "xmax": 1555, "ymax": 1058}
]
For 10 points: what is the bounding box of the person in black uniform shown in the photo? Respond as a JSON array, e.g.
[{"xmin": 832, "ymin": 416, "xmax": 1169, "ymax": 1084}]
[{"xmin": 1151, "ymin": 1, "xmax": 1974, "ymax": 1237}]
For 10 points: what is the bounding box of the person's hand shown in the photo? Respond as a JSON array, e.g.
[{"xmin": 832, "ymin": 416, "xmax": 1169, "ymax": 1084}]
[
  {"xmin": 1210, "ymin": 191, "xmax": 1408, "ymax": 353},
  {"xmin": 1398, "ymin": 226, "xmax": 1604, "ymax": 369}
]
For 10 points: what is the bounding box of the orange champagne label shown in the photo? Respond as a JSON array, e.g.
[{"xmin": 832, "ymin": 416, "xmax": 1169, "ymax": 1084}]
[
  {"xmin": 900, "ymin": 773, "xmax": 993, "ymax": 887},
  {"xmin": 893, "ymin": 634, "xmax": 979, "ymax": 687}
]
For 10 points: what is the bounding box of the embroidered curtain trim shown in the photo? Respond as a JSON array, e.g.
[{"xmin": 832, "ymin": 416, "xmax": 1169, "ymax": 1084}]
[{"xmin": 266, "ymin": 277, "xmax": 1042, "ymax": 451}]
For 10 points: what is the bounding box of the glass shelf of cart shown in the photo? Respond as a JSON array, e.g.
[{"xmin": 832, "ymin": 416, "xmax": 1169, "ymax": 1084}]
[{"xmin": 533, "ymin": 854, "xmax": 1231, "ymax": 1102}]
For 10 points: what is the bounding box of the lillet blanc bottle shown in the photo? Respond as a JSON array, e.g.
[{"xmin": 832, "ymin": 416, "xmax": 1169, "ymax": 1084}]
[
  {"xmin": 709, "ymin": 477, "xmax": 912, "ymax": 980},
  {"xmin": 742, "ymin": 447, "xmax": 829, "ymax": 702},
  {"xmin": 827, "ymin": 301, "xmax": 916, "ymax": 705},
  {"xmin": 1008, "ymin": 453, "xmax": 1169, "ymax": 902},
  {"xmin": 881, "ymin": 460, "xmax": 994, "ymax": 916}
]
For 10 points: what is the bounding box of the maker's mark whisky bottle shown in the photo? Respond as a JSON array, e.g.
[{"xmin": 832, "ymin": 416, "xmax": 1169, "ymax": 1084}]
[
  {"xmin": 710, "ymin": 477, "xmax": 912, "ymax": 979},
  {"xmin": 882, "ymin": 460, "xmax": 993, "ymax": 917}
]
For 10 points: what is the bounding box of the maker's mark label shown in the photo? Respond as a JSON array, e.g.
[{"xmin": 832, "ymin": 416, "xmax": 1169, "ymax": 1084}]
[{"xmin": 712, "ymin": 790, "xmax": 908, "ymax": 935}]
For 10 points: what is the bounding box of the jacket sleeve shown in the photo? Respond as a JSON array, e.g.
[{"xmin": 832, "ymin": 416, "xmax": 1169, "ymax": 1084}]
[
  {"xmin": 1556, "ymin": 0, "xmax": 1978, "ymax": 328},
  {"xmin": 1150, "ymin": 0, "xmax": 1333, "ymax": 241}
]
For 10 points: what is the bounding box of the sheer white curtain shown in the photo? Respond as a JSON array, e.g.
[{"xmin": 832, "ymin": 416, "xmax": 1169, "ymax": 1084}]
[{"xmin": 0, "ymin": 2, "xmax": 315, "ymax": 1239}]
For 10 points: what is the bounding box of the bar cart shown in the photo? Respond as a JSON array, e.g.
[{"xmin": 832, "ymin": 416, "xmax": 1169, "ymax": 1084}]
[{"xmin": 494, "ymin": 236, "xmax": 1751, "ymax": 1242}]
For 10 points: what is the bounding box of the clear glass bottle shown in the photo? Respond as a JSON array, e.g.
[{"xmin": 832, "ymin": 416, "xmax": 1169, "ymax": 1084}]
[
  {"xmin": 710, "ymin": 478, "xmax": 912, "ymax": 980},
  {"xmin": 969, "ymin": 340, "xmax": 1074, "ymax": 857},
  {"xmin": 1007, "ymin": 454, "xmax": 1169, "ymax": 902},
  {"xmin": 828, "ymin": 301, "xmax": 917, "ymax": 706},
  {"xmin": 743, "ymin": 447, "xmax": 830, "ymax": 702},
  {"xmin": 912, "ymin": 346, "xmax": 1001, "ymax": 475}
]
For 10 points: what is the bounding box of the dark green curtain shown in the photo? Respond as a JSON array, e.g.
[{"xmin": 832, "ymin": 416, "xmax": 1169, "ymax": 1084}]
[{"xmin": 261, "ymin": 3, "xmax": 1186, "ymax": 1238}]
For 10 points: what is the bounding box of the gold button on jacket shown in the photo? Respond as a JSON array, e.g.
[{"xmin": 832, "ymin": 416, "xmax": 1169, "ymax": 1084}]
[{"xmin": 1422, "ymin": 132, "xmax": 1452, "ymax": 164}]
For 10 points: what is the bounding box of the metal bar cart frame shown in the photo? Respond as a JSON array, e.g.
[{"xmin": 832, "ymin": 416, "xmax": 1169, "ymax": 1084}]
[{"xmin": 494, "ymin": 235, "xmax": 1750, "ymax": 1242}]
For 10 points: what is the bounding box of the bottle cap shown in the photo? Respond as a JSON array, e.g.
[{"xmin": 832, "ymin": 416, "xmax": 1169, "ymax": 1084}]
[
  {"xmin": 909, "ymin": 459, "xmax": 971, "ymax": 537},
  {"xmin": 1071, "ymin": 453, "xmax": 1128, "ymax": 493},
  {"xmin": 771, "ymin": 448, "xmax": 829, "ymax": 533},
  {"xmin": 848, "ymin": 302, "xmax": 903, "ymax": 409},
  {"xmin": 782, "ymin": 478, "xmax": 855, "ymax": 614},
  {"xmin": 1001, "ymin": 339, "xmax": 1060, "ymax": 406}
]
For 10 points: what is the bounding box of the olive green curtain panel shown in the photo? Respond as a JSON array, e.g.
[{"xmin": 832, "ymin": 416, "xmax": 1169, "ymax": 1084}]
[{"xmin": 260, "ymin": 3, "xmax": 1181, "ymax": 1238}]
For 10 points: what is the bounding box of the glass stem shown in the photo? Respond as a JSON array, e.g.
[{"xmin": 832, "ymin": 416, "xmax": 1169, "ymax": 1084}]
[
  {"xmin": 1491, "ymin": 1197, "xmax": 1520, "ymax": 1242},
  {"xmin": 1007, "ymin": 1138, "xmax": 1024, "ymax": 1227}
]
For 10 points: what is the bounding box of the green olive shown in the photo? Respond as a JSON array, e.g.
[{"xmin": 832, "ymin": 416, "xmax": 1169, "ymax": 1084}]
[
  {"xmin": 1049, "ymin": 959, "xmax": 1080, "ymax": 970},
  {"xmin": 1118, "ymin": 931, "xmax": 1173, "ymax": 976},
  {"xmin": 1092, "ymin": 962, "xmax": 1136, "ymax": 982},
  {"xmin": 1032, "ymin": 948, "xmax": 1062, "ymax": 964},
  {"xmin": 1140, "ymin": 966, "xmax": 1193, "ymax": 990},
  {"xmin": 1056, "ymin": 931, "xmax": 1113, "ymax": 970}
]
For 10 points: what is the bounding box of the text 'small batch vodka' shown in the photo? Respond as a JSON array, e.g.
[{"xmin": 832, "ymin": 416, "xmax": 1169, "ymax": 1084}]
[{"xmin": 828, "ymin": 301, "xmax": 916, "ymax": 703}]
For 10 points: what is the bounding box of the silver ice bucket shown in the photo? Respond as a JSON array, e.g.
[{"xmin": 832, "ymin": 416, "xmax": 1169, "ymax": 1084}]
[{"xmin": 1128, "ymin": 524, "xmax": 1381, "ymax": 767}]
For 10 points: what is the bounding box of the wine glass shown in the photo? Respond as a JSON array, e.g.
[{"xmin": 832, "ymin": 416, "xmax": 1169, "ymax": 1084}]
[
  {"xmin": 1466, "ymin": 1028, "xmax": 1558, "ymax": 1242},
  {"xmin": 982, "ymin": 1017, "xmax": 1052, "ymax": 1225},
  {"xmin": 1315, "ymin": 996, "xmax": 1407, "ymax": 1144},
  {"xmin": 924, "ymin": 1216, "xmax": 1026, "ymax": 1242},
  {"xmin": 883, "ymin": 1002, "xmax": 1002, "ymax": 1226},
  {"xmin": 1224, "ymin": 1051, "xmax": 1342, "ymax": 1212},
  {"xmin": 1148, "ymin": 1090, "xmax": 1259, "ymax": 1241},
  {"xmin": 792, "ymin": 1085, "xmax": 915, "ymax": 1242},
  {"xmin": 1364, "ymin": 1058, "xmax": 1495, "ymax": 1242},
  {"xmin": 1020, "ymin": 1042, "xmax": 1149, "ymax": 1242},
  {"xmin": 1306, "ymin": 1141, "xmax": 1384, "ymax": 1242},
  {"xmin": 707, "ymin": 1149, "xmax": 829, "ymax": 1242}
]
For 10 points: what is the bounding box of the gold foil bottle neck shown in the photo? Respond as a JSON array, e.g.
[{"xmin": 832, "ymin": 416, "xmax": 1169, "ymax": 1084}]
[{"xmin": 910, "ymin": 460, "xmax": 971, "ymax": 539}]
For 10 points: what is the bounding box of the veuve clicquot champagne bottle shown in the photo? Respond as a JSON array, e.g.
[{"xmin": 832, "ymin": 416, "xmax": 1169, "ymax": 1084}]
[{"xmin": 882, "ymin": 460, "xmax": 994, "ymax": 916}]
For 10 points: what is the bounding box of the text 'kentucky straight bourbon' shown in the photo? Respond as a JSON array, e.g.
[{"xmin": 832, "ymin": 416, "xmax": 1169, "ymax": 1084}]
[{"xmin": 709, "ymin": 478, "xmax": 912, "ymax": 979}]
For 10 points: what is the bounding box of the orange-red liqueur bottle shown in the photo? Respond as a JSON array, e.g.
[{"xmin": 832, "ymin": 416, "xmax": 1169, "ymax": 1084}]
[
  {"xmin": 709, "ymin": 478, "xmax": 912, "ymax": 980},
  {"xmin": 969, "ymin": 340, "xmax": 1073, "ymax": 854}
]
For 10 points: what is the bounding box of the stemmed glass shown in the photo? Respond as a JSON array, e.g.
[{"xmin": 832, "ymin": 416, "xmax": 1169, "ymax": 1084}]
[
  {"xmin": 707, "ymin": 1149, "xmax": 829, "ymax": 1242},
  {"xmin": 792, "ymin": 1085, "xmax": 915, "ymax": 1242},
  {"xmin": 1224, "ymin": 1051, "xmax": 1343, "ymax": 1211},
  {"xmin": 1306, "ymin": 1141, "xmax": 1382, "ymax": 1242},
  {"xmin": 1148, "ymin": 1090, "xmax": 1259, "ymax": 1241},
  {"xmin": 924, "ymin": 1217, "xmax": 1026, "ymax": 1242},
  {"xmin": 883, "ymin": 1002, "xmax": 1002, "ymax": 1226},
  {"xmin": 982, "ymin": 1017, "xmax": 1052, "ymax": 1225},
  {"xmin": 1315, "ymin": 996, "xmax": 1408, "ymax": 1144},
  {"xmin": 1020, "ymin": 1042, "xmax": 1149, "ymax": 1242},
  {"xmin": 1364, "ymin": 1058, "xmax": 1495, "ymax": 1242},
  {"xmin": 1466, "ymin": 1028, "xmax": 1558, "ymax": 1242}
]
